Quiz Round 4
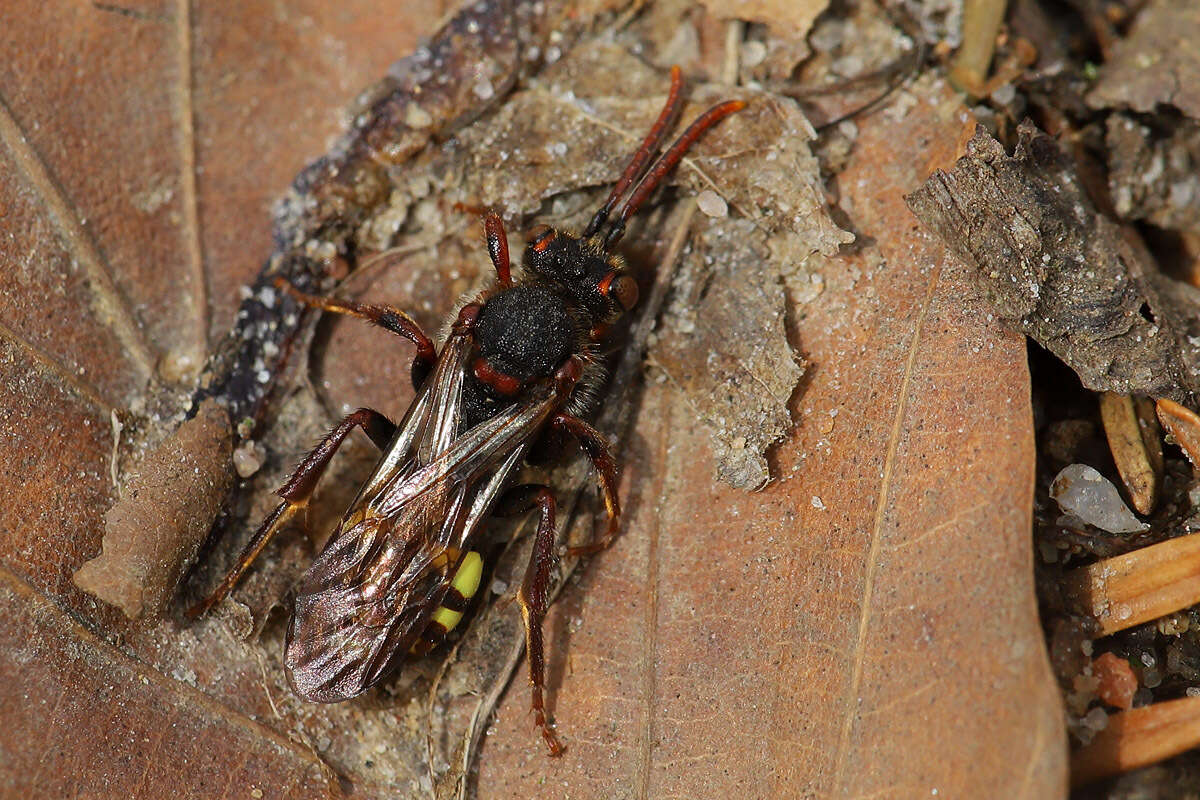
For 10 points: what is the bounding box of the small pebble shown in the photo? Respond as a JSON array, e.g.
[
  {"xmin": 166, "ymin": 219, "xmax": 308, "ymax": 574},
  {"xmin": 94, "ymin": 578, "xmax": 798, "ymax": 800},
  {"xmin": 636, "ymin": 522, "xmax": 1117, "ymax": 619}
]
[
  {"xmin": 1093, "ymin": 652, "xmax": 1137, "ymax": 710},
  {"xmin": 405, "ymin": 104, "xmax": 433, "ymax": 128},
  {"xmin": 1050, "ymin": 464, "xmax": 1149, "ymax": 533},
  {"xmin": 1082, "ymin": 706, "xmax": 1109, "ymax": 731},
  {"xmin": 696, "ymin": 190, "xmax": 727, "ymax": 218},
  {"xmin": 233, "ymin": 441, "xmax": 266, "ymax": 479}
]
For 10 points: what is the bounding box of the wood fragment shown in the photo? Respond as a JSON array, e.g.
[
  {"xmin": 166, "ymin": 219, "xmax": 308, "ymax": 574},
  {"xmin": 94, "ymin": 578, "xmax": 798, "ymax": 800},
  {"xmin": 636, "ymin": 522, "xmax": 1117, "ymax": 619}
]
[
  {"xmin": 1072, "ymin": 696, "xmax": 1200, "ymax": 787},
  {"xmin": 906, "ymin": 123, "xmax": 1196, "ymax": 401},
  {"xmin": 1157, "ymin": 397, "xmax": 1200, "ymax": 468},
  {"xmin": 1099, "ymin": 392, "xmax": 1162, "ymax": 515},
  {"xmin": 1062, "ymin": 533, "xmax": 1200, "ymax": 637}
]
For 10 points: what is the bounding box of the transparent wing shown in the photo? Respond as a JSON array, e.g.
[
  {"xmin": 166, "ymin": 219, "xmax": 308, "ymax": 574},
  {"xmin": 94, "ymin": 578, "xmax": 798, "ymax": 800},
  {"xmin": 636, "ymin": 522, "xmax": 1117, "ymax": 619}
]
[{"xmin": 284, "ymin": 347, "xmax": 564, "ymax": 702}]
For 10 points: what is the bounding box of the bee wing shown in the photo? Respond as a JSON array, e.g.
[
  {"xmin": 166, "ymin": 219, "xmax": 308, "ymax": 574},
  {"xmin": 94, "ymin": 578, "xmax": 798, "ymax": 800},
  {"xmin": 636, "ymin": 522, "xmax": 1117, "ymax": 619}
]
[
  {"xmin": 285, "ymin": 364, "xmax": 564, "ymax": 702},
  {"xmin": 355, "ymin": 313, "xmax": 474, "ymax": 501}
]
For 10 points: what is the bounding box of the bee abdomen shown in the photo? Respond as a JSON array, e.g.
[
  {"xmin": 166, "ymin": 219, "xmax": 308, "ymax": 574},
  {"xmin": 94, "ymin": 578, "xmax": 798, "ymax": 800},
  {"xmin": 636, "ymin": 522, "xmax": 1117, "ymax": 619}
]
[{"xmin": 410, "ymin": 551, "xmax": 483, "ymax": 656}]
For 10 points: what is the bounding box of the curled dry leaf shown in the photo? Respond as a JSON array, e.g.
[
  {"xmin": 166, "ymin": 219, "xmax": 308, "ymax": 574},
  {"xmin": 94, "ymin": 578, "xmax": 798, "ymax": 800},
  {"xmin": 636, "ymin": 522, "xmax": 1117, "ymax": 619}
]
[
  {"xmin": 906, "ymin": 122, "xmax": 1200, "ymax": 402},
  {"xmin": 73, "ymin": 398, "xmax": 233, "ymax": 620}
]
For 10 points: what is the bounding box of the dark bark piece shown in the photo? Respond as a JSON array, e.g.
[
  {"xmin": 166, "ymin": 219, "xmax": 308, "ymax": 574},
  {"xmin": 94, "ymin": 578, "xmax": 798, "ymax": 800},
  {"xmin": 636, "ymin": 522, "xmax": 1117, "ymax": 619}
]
[
  {"xmin": 74, "ymin": 398, "xmax": 233, "ymax": 620},
  {"xmin": 906, "ymin": 122, "xmax": 1197, "ymax": 401},
  {"xmin": 1086, "ymin": 0, "xmax": 1200, "ymax": 120},
  {"xmin": 1105, "ymin": 114, "xmax": 1200, "ymax": 236}
]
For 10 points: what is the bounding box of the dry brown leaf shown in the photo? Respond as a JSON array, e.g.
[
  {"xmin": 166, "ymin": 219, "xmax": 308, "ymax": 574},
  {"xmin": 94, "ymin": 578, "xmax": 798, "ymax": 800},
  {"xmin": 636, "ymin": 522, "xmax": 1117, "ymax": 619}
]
[
  {"xmin": 1, "ymin": 2, "xmax": 1065, "ymax": 798},
  {"xmin": 0, "ymin": 571, "xmax": 334, "ymax": 797},
  {"xmin": 0, "ymin": 0, "xmax": 448, "ymax": 795},
  {"xmin": 474, "ymin": 75, "xmax": 1065, "ymax": 797}
]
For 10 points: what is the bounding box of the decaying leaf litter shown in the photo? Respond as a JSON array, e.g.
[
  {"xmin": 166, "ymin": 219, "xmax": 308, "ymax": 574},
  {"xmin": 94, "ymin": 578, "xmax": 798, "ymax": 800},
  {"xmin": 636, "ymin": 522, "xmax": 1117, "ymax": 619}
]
[
  {"xmin": 905, "ymin": 0, "xmax": 1200, "ymax": 791},
  {"xmin": 66, "ymin": 1, "xmax": 852, "ymax": 794},
  {"xmin": 34, "ymin": 0, "xmax": 1200, "ymax": 794}
]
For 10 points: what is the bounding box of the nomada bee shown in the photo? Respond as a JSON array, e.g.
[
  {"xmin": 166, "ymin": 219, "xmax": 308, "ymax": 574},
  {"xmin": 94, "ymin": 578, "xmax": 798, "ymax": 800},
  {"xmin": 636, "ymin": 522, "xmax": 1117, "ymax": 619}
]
[{"xmin": 189, "ymin": 66, "xmax": 744, "ymax": 755}]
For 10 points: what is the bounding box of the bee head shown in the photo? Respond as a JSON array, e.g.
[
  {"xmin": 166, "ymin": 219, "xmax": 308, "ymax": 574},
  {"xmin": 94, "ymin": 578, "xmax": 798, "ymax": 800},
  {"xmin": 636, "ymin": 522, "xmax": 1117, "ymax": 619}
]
[{"xmin": 524, "ymin": 225, "xmax": 639, "ymax": 320}]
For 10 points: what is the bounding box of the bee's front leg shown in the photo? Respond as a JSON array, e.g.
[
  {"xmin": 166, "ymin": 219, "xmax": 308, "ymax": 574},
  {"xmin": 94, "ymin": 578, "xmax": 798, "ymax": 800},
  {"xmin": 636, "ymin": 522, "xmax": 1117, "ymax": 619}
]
[{"xmin": 186, "ymin": 407, "xmax": 396, "ymax": 619}]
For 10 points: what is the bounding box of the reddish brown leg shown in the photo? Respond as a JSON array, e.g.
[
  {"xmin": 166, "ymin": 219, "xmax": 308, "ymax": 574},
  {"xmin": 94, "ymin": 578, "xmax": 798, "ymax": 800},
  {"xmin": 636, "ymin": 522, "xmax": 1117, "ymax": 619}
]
[
  {"xmin": 494, "ymin": 484, "xmax": 566, "ymax": 757},
  {"xmin": 275, "ymin": 279, "xmax": 436, "ymax": 388},
  {"xmin": 550, "ymin": 412, "xmax": 622, "ymax": 557},
  {"xmin": 484, "ymin": 210, "xmax": 512, "ymax": 286},
  {"xmin": 186, "ymin": 408, "xmax": 396, "ymax": 620}
]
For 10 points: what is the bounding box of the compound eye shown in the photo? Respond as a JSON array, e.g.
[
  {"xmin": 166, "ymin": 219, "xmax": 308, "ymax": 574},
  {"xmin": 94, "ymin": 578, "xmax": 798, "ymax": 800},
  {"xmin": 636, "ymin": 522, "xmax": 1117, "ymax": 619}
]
[
  {"xmin": 604, "ymin": 274, "xmax": 639, "ymax": 311},
  {"xmin": 527, "ymin": 225, "xmax": 556, "ymax": 253}
]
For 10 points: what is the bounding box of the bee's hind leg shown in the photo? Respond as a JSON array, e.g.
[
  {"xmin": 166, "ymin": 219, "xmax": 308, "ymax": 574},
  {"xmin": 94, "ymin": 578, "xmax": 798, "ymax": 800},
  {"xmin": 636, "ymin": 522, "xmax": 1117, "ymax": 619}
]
[
  {"xmin": 186, "ymin": 407, "xmax": 395, "ymax": 620},
  {"xmin": 494, "ymin": 484, "xmax": 567, "ymax": 757}
]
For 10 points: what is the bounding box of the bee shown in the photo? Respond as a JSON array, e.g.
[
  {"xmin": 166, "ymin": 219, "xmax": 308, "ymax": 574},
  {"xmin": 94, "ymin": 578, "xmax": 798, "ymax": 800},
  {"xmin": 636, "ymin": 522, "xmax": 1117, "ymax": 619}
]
[{"xmin": 188, "ymin": 66, "xmax": 744, "ymax": 755}]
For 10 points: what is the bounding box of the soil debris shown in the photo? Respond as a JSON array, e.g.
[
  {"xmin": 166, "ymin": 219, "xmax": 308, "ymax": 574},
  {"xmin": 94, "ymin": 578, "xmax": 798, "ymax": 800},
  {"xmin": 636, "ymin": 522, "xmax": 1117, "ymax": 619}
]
[{"xmin": 73, "ymin": 399, "xmax": 233, "ymax": 620}]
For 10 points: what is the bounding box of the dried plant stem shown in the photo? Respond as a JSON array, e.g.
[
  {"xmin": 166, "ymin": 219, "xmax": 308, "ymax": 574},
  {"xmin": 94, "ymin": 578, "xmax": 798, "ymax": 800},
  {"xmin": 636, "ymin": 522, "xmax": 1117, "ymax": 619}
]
[
  {"xmin": 1158, "ymin": 398, "xmax": 1200, "ymax": 467},
  {"xmin": 949, "ymin": 0, "xmax": 1008, "ymax": 96},
  {"xmin": 1072, "ymin": 696, "xmax": 1200, "ymax": 786},
  {"xmin": 1063, "ymin": 533, "xmax": 1200, "ymax": 637},
  {"xmin": 1099, "ymin": 392, "xmax": 1161, "ymax": 515}
]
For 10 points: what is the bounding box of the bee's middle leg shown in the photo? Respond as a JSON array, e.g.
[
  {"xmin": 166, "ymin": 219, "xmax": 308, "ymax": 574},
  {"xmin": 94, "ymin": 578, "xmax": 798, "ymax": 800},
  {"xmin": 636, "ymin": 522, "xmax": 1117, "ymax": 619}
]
[
  {"xmin": 186, "ymin": 407, "xmax": 395, "ymax": 619},
  {"xmin": 550, "ymin": 412, "xmax": 622, "ymax": 556}
]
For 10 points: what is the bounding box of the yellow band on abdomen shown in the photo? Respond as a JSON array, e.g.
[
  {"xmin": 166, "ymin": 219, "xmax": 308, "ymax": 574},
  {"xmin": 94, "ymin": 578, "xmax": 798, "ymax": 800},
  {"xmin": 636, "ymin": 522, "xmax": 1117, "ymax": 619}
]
[{"xmin": 430, "ymin": 551, "xmax": 483, "ymax": 633}]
